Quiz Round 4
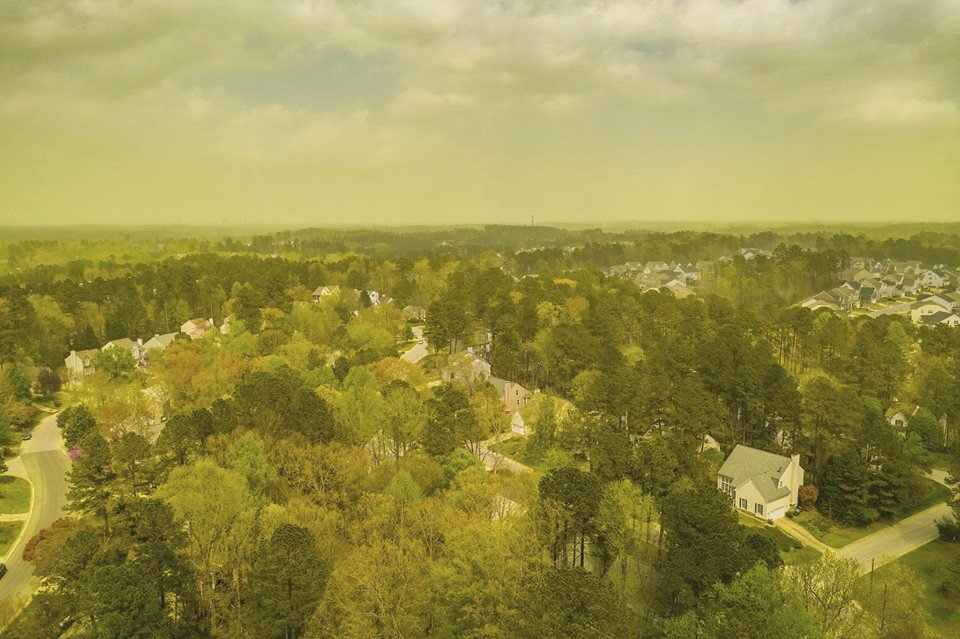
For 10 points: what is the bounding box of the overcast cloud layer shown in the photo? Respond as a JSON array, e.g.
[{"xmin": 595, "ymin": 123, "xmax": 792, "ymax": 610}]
[{"xmin": 1, "ymin": 0, "xmax": 958, "ymax": 225}]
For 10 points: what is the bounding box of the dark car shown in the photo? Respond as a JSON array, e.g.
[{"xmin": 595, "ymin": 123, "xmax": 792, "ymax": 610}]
[
  {"xmin": 21, "ymin": 432, "xmax": 32, "ymax": 441},
  {"xmin": 0, "ymin": 564, "xmax": 7, "ymax": 579}
]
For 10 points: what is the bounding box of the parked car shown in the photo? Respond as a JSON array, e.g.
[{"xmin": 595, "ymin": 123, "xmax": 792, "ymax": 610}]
[
  {"xmin": 21, "ymin": 432, "xmax": 31, "ymax": 441},
  {"xmin": 0, "ymin": 563, "xmax": 7, "ymax": 579}
]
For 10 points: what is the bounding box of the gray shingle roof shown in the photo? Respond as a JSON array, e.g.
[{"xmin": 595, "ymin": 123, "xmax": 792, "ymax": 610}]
[
  {"xmin": 718, "ymin": 445, "xmax": 792, "ymax": 502},
  {"xmin": 920, "ymin": 311, "xmax": 956, "ymax": 325}
]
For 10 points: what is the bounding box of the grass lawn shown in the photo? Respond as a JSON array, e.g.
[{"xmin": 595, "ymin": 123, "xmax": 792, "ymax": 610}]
[
  {"xmin": 932, "ymin": 451, "xmax": 958, "ymax": 473},
  {"xmin": 0, "ymin": 428, "xmax": 23, "ymax": 459},
  {"xmin": 860, "ymin": 540, "xmax": 960, "ymax": 636},
  {"xmin": 0, "ymin": 476, "xmax": 31, "ymax": 514},
  {"xmin": 795, "ymin": 480, "xmax": 952, "ymax": 548},
  {"xmin": 0, "ymin": 521, "xmax": 24, "ymax": 556},
  {"xmin": 489, "ymin": 437, "xmax": 544, "ymax": 469}
]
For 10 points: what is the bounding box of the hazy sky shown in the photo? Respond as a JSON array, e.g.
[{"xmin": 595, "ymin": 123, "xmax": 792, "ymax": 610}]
[{"xmin": 1, "ymin": 0, "xmax": 959, "ymax": 226}]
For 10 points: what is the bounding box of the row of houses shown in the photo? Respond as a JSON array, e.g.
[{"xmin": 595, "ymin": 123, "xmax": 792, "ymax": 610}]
[
  {"xmin": 63, "ymin": 317, "xmax": 220, "ymax": 378},
  {"xmin": 803, "ymin": 255, "xmax": 960, "ymax": 322},
  {"xmin": 605, "ymin": 260, "xmax": 710, "ymax": 284},
  {"xmin": 604, "ymin": 260, "xmax": 717, "ymax": 299},
  {"xmin": 847, "ymin": 257, "xmax": 960, "ymax": 287}
]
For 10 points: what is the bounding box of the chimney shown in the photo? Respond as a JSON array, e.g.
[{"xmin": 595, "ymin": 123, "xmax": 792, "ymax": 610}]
[{"xmin": 790, "ymin": 454, "xmax": 801, "ymax": 503}]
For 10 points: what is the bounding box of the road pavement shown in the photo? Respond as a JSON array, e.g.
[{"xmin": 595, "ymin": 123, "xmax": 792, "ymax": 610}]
[
  {"xmin": 401, "ymin": 327, "xmax": 428, "ymax": 363},
  {"xmin": 836, "ymin": 470, "xmax": 953, "ymax": 574},
  {"xmin": 0, "ymin": 413, "xmax": 71, "ymax": 601}
]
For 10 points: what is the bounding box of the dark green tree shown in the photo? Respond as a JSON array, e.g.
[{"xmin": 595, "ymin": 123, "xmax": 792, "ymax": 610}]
[{"xmin": 249, "ymin": 524, "xmax": 328, "ymax": 639}]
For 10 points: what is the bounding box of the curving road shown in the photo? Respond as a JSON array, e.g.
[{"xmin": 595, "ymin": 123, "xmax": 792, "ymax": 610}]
[
  {"xmin": 836, "ymin": 470, "xmax": 953, "ymax": 574},
  {"xmin": 401, "ymin": 326, "xmax": 428, "ymax": 363},
  {"xmin": 0, "ymin": 413, "xmax": 71, "ymax": 601}
]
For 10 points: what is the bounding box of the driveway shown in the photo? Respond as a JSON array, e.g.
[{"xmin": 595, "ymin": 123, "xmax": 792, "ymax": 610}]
[
  {"xmin": 401, "ymin": 326, "xmax": 428, "ymax": 363},
  {"xmin": 0, "ymin": 413, "xmax": 71, "ymax": 601},
  {"xmin": 474, "ymin": 441, "xmax": 532, "ymax": 475}
]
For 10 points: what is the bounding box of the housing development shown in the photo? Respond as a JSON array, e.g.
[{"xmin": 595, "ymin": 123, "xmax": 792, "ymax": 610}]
[{"xmin": 0, "ymin": 225, "xmax": 958, "ymax": 639}]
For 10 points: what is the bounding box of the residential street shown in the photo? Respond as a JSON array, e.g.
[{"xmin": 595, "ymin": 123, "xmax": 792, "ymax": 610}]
[
  {"xmin": 0, "ymin": 413, "xmax": 71, "ymax": 601},
  {"xmin": 776, "ymin": 470, "xmax": 954, "ymax": 575},
  {"xmin": 400, "ymin": 326, "xmax": 428, "ymax": 363},
  {"xmin": 836, "ymin": 469, "xmax": 953, "ymax": 574}
]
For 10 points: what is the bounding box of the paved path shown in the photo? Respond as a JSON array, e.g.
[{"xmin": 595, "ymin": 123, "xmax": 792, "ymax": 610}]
[
  {"xmin": 837, "ymin": 470, "xmax": 953, "ymax": 574},
  {"xmin": 0, "ymin": 413, "xmax": 71, "ymax": 601},
  {"xmin": 775, "ymin": 516, "xmax": 833, "ymax": 555},
  {"xmin": 474, "ymin": 441, "xmax": 532, "ymax": 475},
  {"xmin": 400, "ymin": 327, "xmax": 428, "ymax": 363}
]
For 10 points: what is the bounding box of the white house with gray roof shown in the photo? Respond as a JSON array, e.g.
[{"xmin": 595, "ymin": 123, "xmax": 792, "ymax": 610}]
[{"xmin": 717, "ymin": 444, "xmax": 804, "ymax": 520}]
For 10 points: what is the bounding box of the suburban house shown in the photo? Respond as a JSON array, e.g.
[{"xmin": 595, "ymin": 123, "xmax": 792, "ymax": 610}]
[
  {"xmin": 717, "ymin": 445, "xmax": 804, "ymax": 520},
  {"xmin": 102, "ymin": 337, "xmax": 143, "ymax": 362},
  {"xmin": 143, "ymin": 332, "xmax": 178, "ymax": 353},
  {"xmin": 440, "ymin": 348, "xmax": 492, "ymax": 384},
  {"xmin": 311, "ymin": 285, "xmax": 340, "ymax": 302},
  {"xmin": 489, "ymin": 376, "xmax": 530, "ymax": 414},
  {"xmin": 64, "ymin": 349, "xmax": 99, "ymax": 378},
  {"xmin": 918, "ymin": 311, "xmax": 960, "ymax": 327},
  {"xmin": 886, "ymin": 404, "xmax": 949, "ymax": 441},
  {"xmin": 885, "ymin": 405, "xmax": 917, "ymax": 432},
  {"xmin": 180, "ymin": 318, "xmax": 215, "ymax": 340},
  {"xmin": 891, "ymin": 261, "xmax": 922, "ymax": 275},
  {"xmin": 802, "ymin": 286, "xmax": 860, "ymax": 312},
  {"xmin": 919, "ymin": 269, "xmax": 948, "ymax": 289},
  {"xmin": 364, "ymin": 290, "xmax": 392, "ymax": 307},
  {"xmin": 841, "ymin": 267, "xmax": 873, "ymax": 283},
  {"xmin": 910, "ymin": 296, "xmax": 954, "ymax": 323}
]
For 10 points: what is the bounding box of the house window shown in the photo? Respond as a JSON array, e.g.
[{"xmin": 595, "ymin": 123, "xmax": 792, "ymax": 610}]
[
  {"xmin": 739, "ymin": 498, "xmax": 748, "ymax": 510},
  {"xmin": 754, "ymin": 503, "xmax": 764, "ymax": 516},
  {"xmin": 720, "ymin": 476, "xmax": 733, "ymax": 496}
]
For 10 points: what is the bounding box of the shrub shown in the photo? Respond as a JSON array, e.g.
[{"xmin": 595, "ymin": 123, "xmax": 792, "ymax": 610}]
[
  {"xmin": 939, "ymin": 579, "xmax": 960, "ymax": 604},
  {"xmin": 935, "ymin": 516, "xmax": 960, "ymax": 543},
  {"xmin": 798, "ymin": 484, "xmax": 818, "ymax": 510}
]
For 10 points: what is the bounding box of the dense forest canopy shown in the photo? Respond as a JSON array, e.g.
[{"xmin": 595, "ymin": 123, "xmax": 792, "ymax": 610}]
[{"xmin": 0, "ymin": 224, "xmax": 958, "ymax": 638}]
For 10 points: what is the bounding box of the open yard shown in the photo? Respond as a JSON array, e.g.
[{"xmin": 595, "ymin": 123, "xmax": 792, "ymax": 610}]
[
  {"xmin": 0, "ymin": 476, "xmax": 31, "ymax": 514},
  {"xmin": 0, "ymin": 521, "xmax": 24, "ymax": 556},
  {"xmin": 861, "ymin": 540, "xmax": 960, "ymax": 636},
  {"xmin": 794, "ymin": 479, "xmax": 951, "ymax": 548}
]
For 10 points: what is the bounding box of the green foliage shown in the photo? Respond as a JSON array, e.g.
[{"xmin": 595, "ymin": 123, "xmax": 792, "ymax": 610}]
[
  {"xmin": 66, "ymin": 433, "xmax": 116, "ymax": 537},
  {"xmin": 58, "ymin": 404, "xmax": 98, "ymax": 448},
  {"xmin": 93, "ymin": 346, "xmax": 137, "ymax": 378},
  {"xmin": 518, "ymin": 568, "xmax": 637, "ymax": 639},
  {"xmin": 909, "ymin": 409, "xmax": 946, "ymax": 452},
  {"xmin": 249, "ymin": 524, "xmax": 328, "ymax": 639},
  {"xmin": 656, "ymin": 484, "xmax": 751, "ymax": 613}
]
